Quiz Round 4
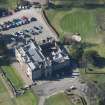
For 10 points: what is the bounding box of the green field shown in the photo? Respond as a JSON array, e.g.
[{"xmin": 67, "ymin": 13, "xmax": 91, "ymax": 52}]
[
  {"xmin": 45, "ymin": 93, "xmax": 72, "ymax": 105},
  {"xmin": 1, "ymin": 66, "xmax": 24, "ymax": 89},
  {"xmin": 60, "ymin": 10, "xmax": 96, "ymax": 38},
  {"xmin": 0, "ymin": 78, "xmax": 38, "ymax": 105},
  {"xmin": 0, "ymin": 0, "xmax": 20, "ymax": 9}
]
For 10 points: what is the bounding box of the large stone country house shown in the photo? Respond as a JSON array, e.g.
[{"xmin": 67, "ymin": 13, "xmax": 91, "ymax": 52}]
[{"xmin": 15, "ymin": 35, "xmax": 70, "ymax": 81}]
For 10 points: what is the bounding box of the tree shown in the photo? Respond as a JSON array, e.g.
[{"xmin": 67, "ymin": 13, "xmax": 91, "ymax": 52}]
[{"xmin": 70, "ymin": 43, "xmax": 84, "ymax": 63}]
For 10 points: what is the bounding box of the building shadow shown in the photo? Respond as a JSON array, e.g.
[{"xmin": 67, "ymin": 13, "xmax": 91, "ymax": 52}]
[{"xmin": 36, "ymin": 58, "xmax": 78, "ymax": 81}]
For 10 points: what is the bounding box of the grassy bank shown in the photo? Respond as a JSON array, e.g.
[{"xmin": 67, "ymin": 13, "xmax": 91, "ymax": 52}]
[
  {"xmin": 0, "ymin": 0, "xmax": 20, "ymax": 9},
  {"xmin": 1, "ymin": 65, "xmax": 24, "ymax": 89},
  {"xmin": 0, "ymin": 78, "xmax": 38, "ymax": 105}
]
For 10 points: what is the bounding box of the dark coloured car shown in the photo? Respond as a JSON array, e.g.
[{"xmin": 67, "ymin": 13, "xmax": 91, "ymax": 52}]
[
  {"xmin": 31, "ymin": 17, "xmax": 37, "ymax": 21},
  {"xmin": 34, "ymin": 26, "xmax": 39, "ymax": 30}
]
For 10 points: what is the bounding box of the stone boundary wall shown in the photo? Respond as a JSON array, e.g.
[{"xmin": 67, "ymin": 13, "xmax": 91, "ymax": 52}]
[
  {"xmin": 41, "ymin": 9, "xmax": 60, "ymax": 40},
  {"xmin": 0, "ymin": 68, "xmax": 25, "ymax": 96}
]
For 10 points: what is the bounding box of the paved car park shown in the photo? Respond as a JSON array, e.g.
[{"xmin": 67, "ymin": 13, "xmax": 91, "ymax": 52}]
[{"xmin": 0, "ymin": 8, "xmax": 58, "ymax": 43}]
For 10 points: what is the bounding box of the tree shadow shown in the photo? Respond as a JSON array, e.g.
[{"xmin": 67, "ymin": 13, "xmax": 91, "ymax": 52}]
[
  {"xmin": 82, "ymin": 42, "xmax": 98, "ymax": 49},
  {"xmin": 0, "ymin": 34, "xmax": 16, "ymax": 66},
  {"xmin": 85, "ymin": 51, "xmax": 105, "ymax": 69},
  {"xmin": 92, "ymin": 54, "xmax": 105, "ymax": 68},
  {"xmin": 49, "ymin": 3, "xmax": 105, "ymax": 10},
  {"xmin": 0, "ymin": 56, "xmax": 10, "ymax": 66},
  {"xmin": 35, "ymin": 58, "xmax": 78, "ymax": 81},
  {"xmin": 82, "ymin": 4, "xmax": 105, "ymax": 9},
  {"xmin": 49, "ymin": 3, "xmax": 72, "ymax": 10},
  {"xmin": 0, "ymin": 34, "xmax": 15, "ymax": 45}
]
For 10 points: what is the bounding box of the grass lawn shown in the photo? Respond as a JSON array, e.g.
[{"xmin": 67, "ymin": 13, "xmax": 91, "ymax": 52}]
[
  {"xmin": 45, "ymin": 93, "xmax": 72, "ymax": 105},
  {"xmin": 60, "ymin": 9, "xmax": 96, "ymax": 38},
  {"xmin": 1, "ymin": 66, "xmax": 24, "ymax": 89},
  {"xmin": 45, "ymin": 8, "xmax": 99, "ymax": 40},
  {"xmin": 0, "ymin": 0, "xmax": 20, "ymax": 9},
  {"xmin": 0, "ymin": 78, "xmax": 38, "ymax": 105}
]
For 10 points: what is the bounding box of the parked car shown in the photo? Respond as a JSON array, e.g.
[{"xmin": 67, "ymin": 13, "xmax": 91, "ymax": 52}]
[
  {"xmin": 17, "ymin": 31, "xmax": 24, "ymax": 35},
  {"xmin": 31, "ymin": 17, "xmax": 37, "ymax": 21},
  {"xmin": 0, "ymin": 16, "xmax": 37, "ymax": 31},
  {"xmin": 13, "ymin": 19, "xmax": 23, "ymax": 26},
  {"xmin": 11, "ymin": 22, "xmax": 16, "ymax": 28},
  {"xmin": 39, "ymin": 26, "xmax": 43, "ymax": 29},
  {"xmin": 21, "ymin": 16, "xmax": 30, "ymax": 24},
  {"xmin": 34, "ymin": 26, "xmax": 39, "ymax": 30},
  {"xmin": 23, "ymin": 29, "xmax": 30, "ymax": 33},
  {"xmin": 69, "ymin": 85, "xmax": 77, "ymax": 90},
  {"xmin": 34, "ymin": 26, "xmax": 43, "ymax": 33}
]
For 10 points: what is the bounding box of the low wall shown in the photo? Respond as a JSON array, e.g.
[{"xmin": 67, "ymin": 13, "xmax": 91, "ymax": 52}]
[{"xmin": 0, "ymin": 68, "xmax": 25, "ymax": 96}]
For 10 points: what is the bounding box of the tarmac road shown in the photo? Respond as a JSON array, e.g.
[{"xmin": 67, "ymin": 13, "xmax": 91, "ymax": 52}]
[
  {"xmin": 32, "ymin": 76, "xmax": 88, "ymax": 105},
  {"xmin": 32, "ymin": 77, "xmax": 84, "ymax": 97}
]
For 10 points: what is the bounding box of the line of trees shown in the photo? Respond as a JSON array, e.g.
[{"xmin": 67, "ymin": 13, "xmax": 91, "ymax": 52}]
[
  {"xmin": 49, "ymin": 0, "xmax": 105, "ymax": 9},
  {"xmin": 51, "ymin": 0, "xmax": 105, "ymax": 4}
]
